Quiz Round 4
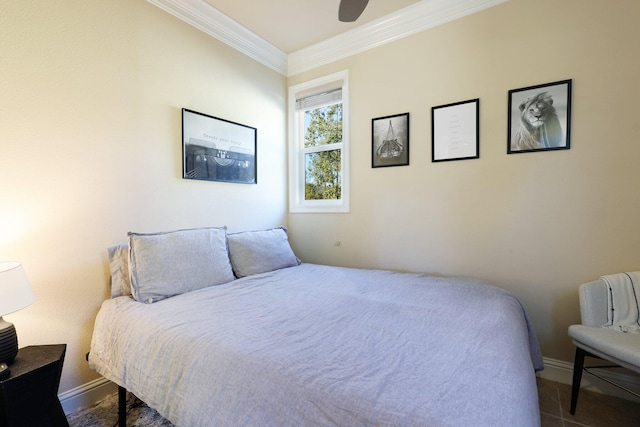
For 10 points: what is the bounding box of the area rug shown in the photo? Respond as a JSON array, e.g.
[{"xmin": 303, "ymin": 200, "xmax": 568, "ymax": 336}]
[{"xmin": 66, "ymin": 391, "xmax": 174, "ymax": 427}]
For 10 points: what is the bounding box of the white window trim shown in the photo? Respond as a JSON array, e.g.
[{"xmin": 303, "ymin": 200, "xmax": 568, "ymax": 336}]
[{"xmin": 288, "ymin": 70, "xmax": 350, "ymax": 213}]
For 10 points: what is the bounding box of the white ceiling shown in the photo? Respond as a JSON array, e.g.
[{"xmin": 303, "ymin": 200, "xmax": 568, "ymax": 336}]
[
  {"xmin": 202, "ymin": 0, "xmax": 422, "ymax": 53},
  {"xmin": 148, "ymin": 0, "xmax": 509, "ymax": 76}
]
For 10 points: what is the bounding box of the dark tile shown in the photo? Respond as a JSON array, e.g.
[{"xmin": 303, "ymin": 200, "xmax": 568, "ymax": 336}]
[
  {"xmin": 563, "ymin": 421, "xmax": 591, "ymax": 427},
  {"xmin": 540, "ymin": 412, "xmax": 565, "ymax": 427},
  {"xmin": 537, "ymin": 377, "xmax": 562, "ymax": 417},
  {"xmin": 556, "ymin": 380, "xmax": 640, "ymax": 427}
]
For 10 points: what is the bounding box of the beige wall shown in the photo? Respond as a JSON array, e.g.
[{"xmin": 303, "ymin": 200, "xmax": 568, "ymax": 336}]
[
  {"xmin": 288, "ymin": 0, "xmax": 640, "ymax": 363},
  {"xmin": 2, "ymin": 0, "xmax": 638, "ymax": 398},
  {"xmin": 0, "ymin": 1, "xmax": 287, "ymax": 392}
]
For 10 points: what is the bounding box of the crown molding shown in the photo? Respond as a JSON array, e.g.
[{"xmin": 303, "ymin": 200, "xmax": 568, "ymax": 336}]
[
  {"xmin": 148, "ymin": 0, "xmax": 508, "ymax": 77},
  {"xmin": 288, "ymin": 0, "xmax": 508, "ymax": 76},
  {"xmin": 147, "ymin": 0, "xmax": 288, "ymax": 75}
]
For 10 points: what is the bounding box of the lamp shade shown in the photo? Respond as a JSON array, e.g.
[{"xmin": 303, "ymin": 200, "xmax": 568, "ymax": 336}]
[{"xmin": 0, "ymin": 262, "xmax": 35, "ymax": 317}]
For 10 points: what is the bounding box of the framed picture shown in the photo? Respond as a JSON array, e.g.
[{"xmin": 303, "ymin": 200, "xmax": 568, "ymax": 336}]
[
  {"xmin": 507, "ymin": 79, "xmax": 572, "ymax": 154},
  {"xmin": 182, "ymin": 108, "xmax": 257, "ymax": 184},
  {"xmin": 432, "ymin": 98, "xmax": 479, "ymax": 162},
  {"xmin": 372, "ymin": 112, "xmax": 409, "ymax": 168}
]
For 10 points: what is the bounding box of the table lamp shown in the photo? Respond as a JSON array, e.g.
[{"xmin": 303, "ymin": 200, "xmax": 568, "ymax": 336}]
[{"xmin": 0, "ymin": 262, "xmax": 35, "ymax": 364}]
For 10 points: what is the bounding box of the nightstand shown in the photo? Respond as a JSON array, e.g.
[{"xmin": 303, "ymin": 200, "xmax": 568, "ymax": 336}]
[{"xmin": 0, "ymin": 344, "xmax": 68, "ymax": 427}]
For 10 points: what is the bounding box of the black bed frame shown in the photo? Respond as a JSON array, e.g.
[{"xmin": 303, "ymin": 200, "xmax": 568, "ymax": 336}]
[
  {"xmin": 87, "ymin": 352, "xmax": 128, "ymax": 427},
  {"xmin": 117, "ymin": 385, "xmax": 127, "ymax": 427}
]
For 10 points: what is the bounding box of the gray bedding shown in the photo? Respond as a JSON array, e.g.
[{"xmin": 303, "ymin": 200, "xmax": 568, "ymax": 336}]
[{"xmin": 89, "ymin": 263, "xmax": 543, "ymax": 426}]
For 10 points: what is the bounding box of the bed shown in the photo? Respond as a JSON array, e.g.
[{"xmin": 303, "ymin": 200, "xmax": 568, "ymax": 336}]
[{"xmin": 88, "ymin": 226, "xmax": 543, "ymax": 426}]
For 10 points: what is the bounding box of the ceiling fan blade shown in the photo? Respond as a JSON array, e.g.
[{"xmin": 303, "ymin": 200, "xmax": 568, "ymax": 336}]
[{"xmin": 339, "ymin": 0, "xmax": 369, "ymax": 22}]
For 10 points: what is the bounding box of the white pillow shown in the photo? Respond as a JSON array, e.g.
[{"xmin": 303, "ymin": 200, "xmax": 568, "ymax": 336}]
[
  {"xmin": 128, "ymin": 227, "xmax": 234, "ymax": 303},
  {"xmin": 107, "ymin": 243, "xmax": 132, "ymax": 298},
  {"xmin": 227, "ymin": 227, "xmax": 300, "ymax": 278}
]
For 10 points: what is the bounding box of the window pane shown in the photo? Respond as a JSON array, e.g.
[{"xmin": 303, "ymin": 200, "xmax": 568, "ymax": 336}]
[
  {"xmin": 305, "ymin": 149, "xmax": 341, "ymax": 200},
  {"xmin": 304, "ymin": 103, "xmax": 342, "ymax": 148},
  {"xmin": 289, "ymin": 70, "xmax": 349, "ymax": 213}
]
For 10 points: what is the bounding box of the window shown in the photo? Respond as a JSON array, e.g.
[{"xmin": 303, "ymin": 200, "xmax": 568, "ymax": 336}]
[{"xmin": 288, "ymin": 70, "xmax": 349, "ymax": 213}]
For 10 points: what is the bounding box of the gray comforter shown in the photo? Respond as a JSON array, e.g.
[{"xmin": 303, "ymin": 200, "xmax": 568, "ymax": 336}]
[{"xmin": 89, "ymin": 263, "xmax": 543, "ymax": 426}]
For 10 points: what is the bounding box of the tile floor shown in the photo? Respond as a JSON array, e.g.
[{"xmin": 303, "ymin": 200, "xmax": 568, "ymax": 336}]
[{"xmin": 538, "ymin": 377, "xmax": 640, "ymax": 426}]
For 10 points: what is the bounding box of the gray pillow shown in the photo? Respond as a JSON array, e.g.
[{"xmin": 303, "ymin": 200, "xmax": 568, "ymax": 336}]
[
  {"xmin": 128, "ymin": 227, "xmax": 234, "ymax": 303},
  {"xmin": 107, "ymin": 243, "xmax": 132, "ymax": 298},
  {"xmin": 227, "ymin": 227, "xmax": 300, "ymax": 278}
]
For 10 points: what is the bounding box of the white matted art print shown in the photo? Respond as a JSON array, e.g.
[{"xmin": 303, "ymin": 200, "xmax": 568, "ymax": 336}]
[{"xmin": 431, "ymin": 99, "xmax": 479, "ymax": 162}]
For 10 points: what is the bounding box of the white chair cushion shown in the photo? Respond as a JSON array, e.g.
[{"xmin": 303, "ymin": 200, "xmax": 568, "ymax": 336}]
[{"xmin": 568, "ymin": 324, "xmax": 640, "ymax": 374}]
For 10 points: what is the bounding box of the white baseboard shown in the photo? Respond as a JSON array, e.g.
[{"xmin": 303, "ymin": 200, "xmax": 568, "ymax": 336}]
[
  {"xmin": 59, "ymin": 376, "xmax": 118, "ymax": 415},
  {"xmin": 58, "ymin": 357, "xmax": 640, "ymax": 416},
  {"xmin": 539, "ymin": 356, "xmax": 640, "ymax": 402}
]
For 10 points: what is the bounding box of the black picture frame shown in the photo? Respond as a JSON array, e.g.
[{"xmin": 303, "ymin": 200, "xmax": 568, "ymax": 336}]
[
  {"xmin": 182, "ymin": 108, "xmax": 257, "ymax": 184},
  {"xmin": 507, "ymin": 79, "xmax": 572, "ymax": 154},
  {"xmin": 372, "ymin": 112, "xmax": 410, "ymax": 168},
  {"xmin": 431, "ymin": 98, "xmax": 479, "ymax": 162}
]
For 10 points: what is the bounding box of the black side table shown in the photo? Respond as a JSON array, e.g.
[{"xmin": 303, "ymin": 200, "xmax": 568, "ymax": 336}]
[{"xmin": 0, "ymin": 344, "xmax": 69, "ymax": 427}]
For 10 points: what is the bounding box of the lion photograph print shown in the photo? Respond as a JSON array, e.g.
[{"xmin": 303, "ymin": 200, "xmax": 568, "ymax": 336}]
[{"xmin": 508, "ymin": 79, "xmax": 572, "ymax": 153}]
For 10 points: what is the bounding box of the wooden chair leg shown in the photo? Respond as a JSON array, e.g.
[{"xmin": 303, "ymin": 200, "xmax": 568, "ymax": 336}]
[{"xmin": 570, "ymin": 347, "xmax": 586, "ymax": 415}]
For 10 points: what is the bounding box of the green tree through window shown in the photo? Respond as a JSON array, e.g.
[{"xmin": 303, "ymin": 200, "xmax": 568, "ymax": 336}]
[
  {"xmin": 304, "ymin": 103, "xmax": 342, "ymax": 200},
  {"xmin": 288, "ymin": 70, "xmax": 349, "ymax": 213}
]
